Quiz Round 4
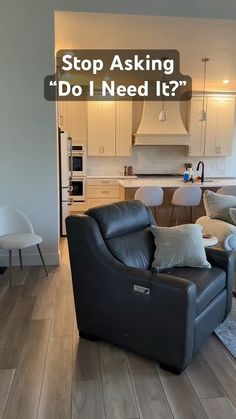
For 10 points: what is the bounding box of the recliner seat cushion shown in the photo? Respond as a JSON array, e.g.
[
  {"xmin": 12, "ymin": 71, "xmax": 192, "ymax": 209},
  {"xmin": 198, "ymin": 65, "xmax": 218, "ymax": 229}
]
[{"xmin": 162, "ymin": 266, "xmax": 226, "ymax": 316}]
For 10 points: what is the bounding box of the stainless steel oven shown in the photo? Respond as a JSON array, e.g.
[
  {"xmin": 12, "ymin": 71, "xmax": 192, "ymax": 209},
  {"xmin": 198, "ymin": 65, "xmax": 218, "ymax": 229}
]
[
  {"xmin": 70, "ymin": 177, "xmax": 85, "ymax": 202},
  {"xmin": 69, "ymin": 142, "xmax": 86, "ymax": 177}
]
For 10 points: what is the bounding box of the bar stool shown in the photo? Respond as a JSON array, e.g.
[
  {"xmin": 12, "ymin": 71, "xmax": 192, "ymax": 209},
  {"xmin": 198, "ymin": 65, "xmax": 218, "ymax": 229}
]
[
  {"xmin": 217, "ymin": 185, "xmax": 236, "ymax": 196},
  {"xmin": 170, "ymin": 185, "xmax": 202, "ymax": 225},
  {"xmin": 135, "ymin": 186, "xmax": 164, "ymax": 224}
]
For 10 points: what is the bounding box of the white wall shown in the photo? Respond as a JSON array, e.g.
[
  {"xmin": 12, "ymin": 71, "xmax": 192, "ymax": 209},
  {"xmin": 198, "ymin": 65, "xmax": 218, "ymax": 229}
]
[{"xmin": 0, "ymin": 0, "xmax": 59, "ymax": 265}]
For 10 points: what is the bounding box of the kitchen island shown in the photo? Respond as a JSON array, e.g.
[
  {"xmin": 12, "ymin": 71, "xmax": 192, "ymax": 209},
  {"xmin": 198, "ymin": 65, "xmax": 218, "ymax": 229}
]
[{"xmin": 118, "ymin": 177, "xmax": 236, "ymax": 225}]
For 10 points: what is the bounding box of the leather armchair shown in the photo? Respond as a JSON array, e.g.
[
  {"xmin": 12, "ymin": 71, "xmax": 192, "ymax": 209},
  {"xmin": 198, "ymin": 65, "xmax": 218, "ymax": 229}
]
[{"xmin": 66, "ymin": 201, "xmax": 234, "ymax": 374}]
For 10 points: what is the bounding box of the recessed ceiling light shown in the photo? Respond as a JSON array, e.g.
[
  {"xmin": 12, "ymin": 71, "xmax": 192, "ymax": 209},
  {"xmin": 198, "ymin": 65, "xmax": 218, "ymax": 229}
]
[{"xmin": 222, "ymin": 79, "xmax": 230, "ymax": 84}]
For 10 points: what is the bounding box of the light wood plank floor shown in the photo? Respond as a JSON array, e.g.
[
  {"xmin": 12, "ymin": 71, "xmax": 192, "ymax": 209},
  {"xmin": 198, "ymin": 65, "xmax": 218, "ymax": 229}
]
[{"xmin": 0, "ymin": 239, "xmax": 235, "ymax": 419}]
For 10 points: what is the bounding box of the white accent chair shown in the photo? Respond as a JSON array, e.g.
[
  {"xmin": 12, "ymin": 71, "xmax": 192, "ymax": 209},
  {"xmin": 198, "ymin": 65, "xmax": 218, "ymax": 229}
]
[
  {"xmin": 196, "ymin": 186, "xmax": 236, "ymax": 251},
  {"xmin": 0, "ymin": 205, "xmax": 48, "ymax": 289},
  {"xmin": 134, "ymin": 186, "xmax": 164, "ymax": 224},
  {"xmin": 171, "ymin": 185, "xmax": 202, "ymax": 225}
]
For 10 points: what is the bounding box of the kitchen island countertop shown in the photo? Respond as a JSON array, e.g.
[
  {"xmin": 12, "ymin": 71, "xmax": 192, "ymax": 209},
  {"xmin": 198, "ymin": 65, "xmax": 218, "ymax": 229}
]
[{"xmin": 118, "ymin": 177, "xmax": 236, "ymax": 189}]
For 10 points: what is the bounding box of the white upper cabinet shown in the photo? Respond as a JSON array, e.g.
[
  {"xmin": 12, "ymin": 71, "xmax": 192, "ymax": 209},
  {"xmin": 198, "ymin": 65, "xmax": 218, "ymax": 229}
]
[
  {"xmin": 115, "ymin": 101, "xmax": 132, "ymax": 156},
  {"xmin": 189, "ymin": 97, "xmax": 206, "ymax": 156},
  {"xmin": 57, "ymin": 99, "xmax": 68, "ymax": 132},
  {"xmin": 189, "ymin": 95, "xmax": 235, "ymax": 157},
  {"xmin": 205, "ymin": 97, "xmax": 235, "ymax": 156},
  {"xmin": 67, "ymin": 101, "xmax": 87, "ymax": 143},
  {"xmin": 87, "ymin": 100, "xmax": 132, "ymax": 157},
  {"xmin": 87, "ymin": 100, "xmax": 116, "ymax": 156}
]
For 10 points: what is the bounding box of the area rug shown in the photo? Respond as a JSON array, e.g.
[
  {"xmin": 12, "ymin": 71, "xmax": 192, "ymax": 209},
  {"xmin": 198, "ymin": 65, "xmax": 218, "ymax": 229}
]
[{"xmin": 215, "ymin": 298, "xmax": 236, "ymax": 358}]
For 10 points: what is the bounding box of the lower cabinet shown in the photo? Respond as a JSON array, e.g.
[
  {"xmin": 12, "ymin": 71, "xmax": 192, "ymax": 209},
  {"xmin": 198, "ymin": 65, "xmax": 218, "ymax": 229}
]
[{"xmin": 86, "ymin": 178, "xmax": 121, "ymax": 209}]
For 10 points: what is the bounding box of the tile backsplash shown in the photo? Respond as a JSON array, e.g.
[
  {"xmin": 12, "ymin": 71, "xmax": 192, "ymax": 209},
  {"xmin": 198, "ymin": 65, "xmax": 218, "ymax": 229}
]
[{"xmin": 87, "ymin": 144, "xmax": 236, "ymax": 177}]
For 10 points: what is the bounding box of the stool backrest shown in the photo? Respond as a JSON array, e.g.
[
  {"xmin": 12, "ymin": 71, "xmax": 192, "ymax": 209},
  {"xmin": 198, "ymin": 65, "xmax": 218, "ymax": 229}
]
[
  {"xmin": 172, "ymin": 185, "xmax": 202, "ymax": 206},
  {"xmin": 134, "ymin": 186, "xmax": 164, "ymax": 207},
  {"xmin": 217, "ymin": 186, "xmax": 236, "ymax": 196}
]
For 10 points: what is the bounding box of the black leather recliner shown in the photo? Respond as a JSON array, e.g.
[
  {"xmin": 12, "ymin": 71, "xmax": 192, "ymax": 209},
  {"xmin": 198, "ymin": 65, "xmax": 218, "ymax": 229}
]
[{"xmin": 66, "ymin": 201, "xmax": 234, "ymax": 374}]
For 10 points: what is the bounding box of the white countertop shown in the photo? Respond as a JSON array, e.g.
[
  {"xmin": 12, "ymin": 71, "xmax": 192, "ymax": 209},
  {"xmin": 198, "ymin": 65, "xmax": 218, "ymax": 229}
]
[
  {"xmin": 86, "ymin": 175, "xmax": 137, "ymax": 179},
  {"xmin": 118, "ymin": 177, "xmax": 236, "ymax": 188}
]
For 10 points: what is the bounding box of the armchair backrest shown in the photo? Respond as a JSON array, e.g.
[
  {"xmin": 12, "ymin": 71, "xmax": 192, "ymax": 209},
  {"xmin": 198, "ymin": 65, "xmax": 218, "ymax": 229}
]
[{"xmin": 86, "ymin": 200, "xmax": 156, "ymax": 270}]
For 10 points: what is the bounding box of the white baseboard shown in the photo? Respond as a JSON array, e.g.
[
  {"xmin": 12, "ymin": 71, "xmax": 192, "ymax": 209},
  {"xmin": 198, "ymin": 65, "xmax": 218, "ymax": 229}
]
[{"xmin": 0, "ymin": 252, "xmax": 60, "ymax": 267}]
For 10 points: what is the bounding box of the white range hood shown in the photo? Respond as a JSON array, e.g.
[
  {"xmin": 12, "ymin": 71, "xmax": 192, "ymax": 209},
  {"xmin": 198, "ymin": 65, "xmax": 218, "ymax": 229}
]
[{"xmin": 134, "ymin": 101, "xmax": 189, "ymax": 146}]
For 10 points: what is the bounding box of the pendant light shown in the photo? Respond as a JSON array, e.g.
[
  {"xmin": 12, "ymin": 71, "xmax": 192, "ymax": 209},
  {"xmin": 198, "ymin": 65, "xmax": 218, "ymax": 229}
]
[{"xmin": 198, "ymin": 58, "xmax": 209, "ymax": 122}]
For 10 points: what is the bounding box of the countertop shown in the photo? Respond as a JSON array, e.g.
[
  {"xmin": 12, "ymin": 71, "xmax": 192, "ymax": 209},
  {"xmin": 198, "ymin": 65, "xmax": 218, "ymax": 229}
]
[
  {"xmin": 118, "ymin": 177, "xmax": 236, "ymax": 188},
  {"xmin": 86, "ymin": 175, "xmax": 137, "ymax": 179}
]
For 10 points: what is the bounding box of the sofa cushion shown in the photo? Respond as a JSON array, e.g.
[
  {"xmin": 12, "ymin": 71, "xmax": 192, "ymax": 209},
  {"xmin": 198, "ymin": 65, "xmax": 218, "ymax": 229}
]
[
  {"xmin": 162, "ymin": 266, "xmax": 226, "ymax": 316},
  {"xmin": 203, "ymin": 190, "xmax": 236, "ymax": 223},
  {"xmin": 86, "ymin": 200, "xmax": 153, "ymax": 239}
]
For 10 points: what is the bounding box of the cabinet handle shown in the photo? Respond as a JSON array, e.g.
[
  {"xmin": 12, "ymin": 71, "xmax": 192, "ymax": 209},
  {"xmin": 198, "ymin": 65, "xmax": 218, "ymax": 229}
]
[
  {"xmin": 101, "ymin": 190, "xmax": 109, "ymax": 194},
  {"xmin": 60, "ymin": 115, "xmax": 63, "ymax": 126},
  {"xmin": 189, "ymin": 146, "xmax": 191, "ymax": 155},
  {"xmin": 101, "ymin": 181, "xmax": 109, "ymax": 184},
  {"xmin": 103, "ymin": 146, "xmax": 105, "ymax": 153}
]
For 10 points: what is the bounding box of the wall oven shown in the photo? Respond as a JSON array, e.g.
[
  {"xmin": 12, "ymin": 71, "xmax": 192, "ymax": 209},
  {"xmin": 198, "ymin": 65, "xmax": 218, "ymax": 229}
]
[
  {"xmin": 69, "ymin": 143, "xmax": 86, "ymax": 177},
  {"xmin": 70, "ymin": 177, "xmax": 85, "ymax": 202}
]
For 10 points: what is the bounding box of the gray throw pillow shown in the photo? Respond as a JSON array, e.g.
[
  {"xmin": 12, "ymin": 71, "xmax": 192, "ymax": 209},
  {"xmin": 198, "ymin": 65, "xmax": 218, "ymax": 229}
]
[
  {"xmin": 150, "ymin": 224, "xmax": 211, "ymax": 272},
  {"xmin": 203, "ymin": 190, "xmax": 236, "ymax": 224},
  {"xmin": 229, "ymin": 208, "xmax": 236, "ymax": 226}
]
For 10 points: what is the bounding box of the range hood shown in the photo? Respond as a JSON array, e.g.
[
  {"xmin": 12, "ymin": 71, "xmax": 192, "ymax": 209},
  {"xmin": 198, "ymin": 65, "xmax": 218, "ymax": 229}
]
[{"xmin": 134, "ymin": 101, "xmax": 189, "ymax": 146}]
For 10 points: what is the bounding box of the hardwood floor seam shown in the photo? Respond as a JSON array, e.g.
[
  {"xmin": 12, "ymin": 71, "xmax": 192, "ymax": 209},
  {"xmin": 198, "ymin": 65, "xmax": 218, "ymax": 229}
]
[{"xmin": 35, "ymin": 300, "xmax": 54, "ymax": 419}]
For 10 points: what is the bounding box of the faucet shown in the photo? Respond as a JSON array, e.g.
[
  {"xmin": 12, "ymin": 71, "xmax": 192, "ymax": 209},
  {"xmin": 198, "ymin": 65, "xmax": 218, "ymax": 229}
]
[{"xmin": 196, "ymin": 161, "xmax": 205, "ymax": 183}]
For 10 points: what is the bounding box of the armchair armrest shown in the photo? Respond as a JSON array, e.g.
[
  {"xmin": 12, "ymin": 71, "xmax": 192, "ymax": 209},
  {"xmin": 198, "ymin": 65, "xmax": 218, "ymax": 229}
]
[
  {"xmin": 205, "ymin": 247, "xmax": 234, "ymax": 315},
  {"xmin": 196, "ymin": 216, "xmax": 236, "ymax": 250}
]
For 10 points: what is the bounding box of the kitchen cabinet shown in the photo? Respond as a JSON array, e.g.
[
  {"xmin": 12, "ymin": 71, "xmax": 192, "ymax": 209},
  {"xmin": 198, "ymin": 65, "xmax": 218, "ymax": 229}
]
[
  {"xmin": 87, "ymin": 100, "xmax": 132, "ymax": 156},
  {"xmin": 189, "ymin": 95, "xmax": 235, "ymax": 157},
  {"xmin": 115, "ymin": 101, "xmax": 132, "ymax": 156},
  {"xmin": 205, "ymin": 97, "xmax": 235, "ymax": 156},
  {"xmin": 86, "ymin": 178, "xmax": 120, "ymax": 208},
  {"xmin": 188, "ymin": 97, "xmax": 206, "ymax": 156},
  {"xmin": 67, "ymin": 101, "xmax": 87, "ymax": 142},
  {"xmin": 57, "ymin": 99, "xmax": 68, "ymax": 132}
]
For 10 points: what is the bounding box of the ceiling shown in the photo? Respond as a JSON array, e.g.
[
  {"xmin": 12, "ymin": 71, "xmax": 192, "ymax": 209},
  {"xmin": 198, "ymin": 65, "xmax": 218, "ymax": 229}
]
[
  {"xmin": 55, "ymin": 12, "xmax": 236, "ymax": 91},
  {"xmin": 55, "ymin": 0, "xmax": 236, "ymax": 20}
]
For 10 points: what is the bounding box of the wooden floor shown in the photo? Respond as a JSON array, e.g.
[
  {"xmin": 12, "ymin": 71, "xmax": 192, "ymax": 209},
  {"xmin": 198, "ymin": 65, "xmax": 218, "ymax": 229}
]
[{"xmin": 0, "ymin": 239, "xmax": 236, "ymax": 419}]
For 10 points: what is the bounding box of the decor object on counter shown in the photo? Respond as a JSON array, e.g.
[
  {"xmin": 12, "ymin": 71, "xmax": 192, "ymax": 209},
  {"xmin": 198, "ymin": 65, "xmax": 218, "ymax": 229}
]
[
  {"xmin": 198, "ymin": 58, "xmax": 209, "ymax": 122},
  {"xmin": 0, "ymin": 205, "xmax": 48, "ymax": 289},
  {"xmin": 150, "ymin": 224, "xmax": 210, "ymax": 271},
  {"xmin": 183, "ymin": 162, "xmax": 194, "ymax": 182},
  {"xmin": 135, "ymin": 186, "xmax": 164, "ymax": 224},
  {"xmin": 171, "ymin": 185, "xmax": 202, "ymax": 225},
  {"xmin": 66, "ymin": 200, "xmax": 234, "ymax": 374},
  {"xmin": 215, "ymin": 298, "xmax": 236, "ymax": 359},
  {"xmin": 203, "ymin": 190, "xmax": 236, "ymax": 224}
]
